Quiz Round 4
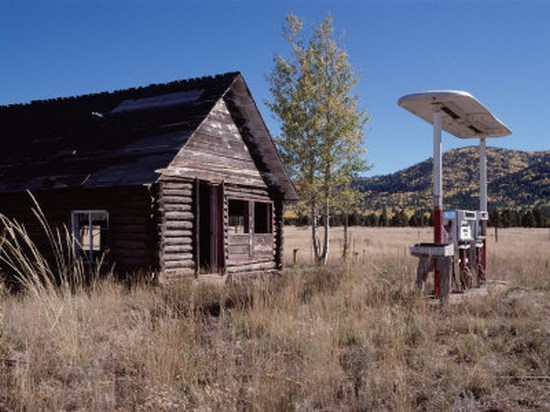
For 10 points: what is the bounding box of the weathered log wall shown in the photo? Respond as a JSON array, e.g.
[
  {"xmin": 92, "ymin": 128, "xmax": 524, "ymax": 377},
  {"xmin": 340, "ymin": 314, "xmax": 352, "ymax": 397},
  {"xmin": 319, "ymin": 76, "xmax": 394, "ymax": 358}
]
[
  {"xmin": 157, "ymin": 178, "xmax": 195, "ymax": 282},
  {"xmin": 0, "ymin": 186, "xmax": 157, "ymax": 275}
]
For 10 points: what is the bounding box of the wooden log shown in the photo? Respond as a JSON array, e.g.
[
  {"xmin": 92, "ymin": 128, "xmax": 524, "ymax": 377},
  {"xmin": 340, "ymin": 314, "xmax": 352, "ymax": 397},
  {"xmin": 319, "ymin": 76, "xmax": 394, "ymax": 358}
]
[
  {"xmin": 224, "ymin": 194, "xmax": 271, "ymax": 203},
  {"xmin": 163, "ymin": 244, "xmax": 193, "ymax": 253},
  {"xmin": 225, "ymin": 184, "xmax": 269, "ymax": 193},
  {"xmin": 164, "ymin": 211, "xmax": 194, "ymax": 220},
  {"xmin": 161, "ymin": 181, "xmax": 193, "ymax": 190},
  {"xmin": 164, "ymin": 165, "xmax": 266, "ymax": 188},
  {"xmin": 161, "ymin": 237, "xmax": 193, "ymax": 246},
  {"xmin": 164, "ymin": 221, "xmax": 193, "ymax": 230},
  {"xmin": 161, "ymin": 189, "xmax": 194, "ymax": 197},
  {"xmin": 158, "ymin": 204, "xmax": 192, "ymax": 212},
  {"xmin": 226, "ymin": 255, "xmax": 274, "ymax": 265},
  {"xmin": 161, "ymin": 189, "xmax": 193, "ymax": 198},
  {"xmin": 162, "ymin": 252, "xmax": 194, "ymax": 262},
  {"xmin": 162, "ymin": 260, "xmax": 195, "ymax": 269},
  {"xmin": 226, "ymin": 261, "xmax": 276, "ymax": 274},
  {"xmin": 226, "ymin": 256, "xmax": 274, "ymax": 266},
  {"xmin": 159, "ymin": 196, "xmax": 192, "ymax": 205},
  {"xmin": 162, "ymin": 230, "xmax": 193, "ymax": 238},
  {"xmin": 224, "ymin": 184, "xmax": 270, "ymax": 195}
]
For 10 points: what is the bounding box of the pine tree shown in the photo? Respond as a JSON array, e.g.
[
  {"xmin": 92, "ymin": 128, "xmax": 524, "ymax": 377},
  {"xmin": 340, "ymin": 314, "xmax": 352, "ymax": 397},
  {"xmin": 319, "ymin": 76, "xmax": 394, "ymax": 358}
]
[{"xmin": 267, "ymin": 13, "xmax": 370, "ymax": 264}]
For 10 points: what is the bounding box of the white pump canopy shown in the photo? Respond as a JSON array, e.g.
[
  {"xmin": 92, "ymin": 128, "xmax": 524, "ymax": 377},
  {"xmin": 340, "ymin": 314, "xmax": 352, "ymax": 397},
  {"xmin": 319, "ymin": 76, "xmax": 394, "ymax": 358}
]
[{"xmin": 398, "ymin": 91, "xmax": 511, "ymax": 138}]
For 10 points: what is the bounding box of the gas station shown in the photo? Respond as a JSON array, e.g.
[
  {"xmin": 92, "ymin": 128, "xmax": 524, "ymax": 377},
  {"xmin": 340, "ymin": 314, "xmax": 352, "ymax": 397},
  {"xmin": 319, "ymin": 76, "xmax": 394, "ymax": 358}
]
[{"xmin": 398, "ymin": 91, "xmax": 511, "ymax": 303}]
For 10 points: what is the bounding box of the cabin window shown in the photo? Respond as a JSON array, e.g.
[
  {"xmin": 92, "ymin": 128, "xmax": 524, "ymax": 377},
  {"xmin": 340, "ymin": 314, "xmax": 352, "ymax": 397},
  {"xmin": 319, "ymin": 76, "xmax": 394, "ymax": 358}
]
[
  {"xmin": 228, "ymin": 198, "xmax": 273, "ymax": 234},
  {"xmin": 228, "ymin": 199, "xmax": 249, "ymax": 233},
  {"xmin": 254, "ymin": 202, "xmax": 272, "ymax": 234},
  {"xmin": 71, "ymin": 210, "xmax": 109, "ymax": 263},
  {"xmin": 227, "ymin": 198, "xmax": 274, "ymax": 259}
]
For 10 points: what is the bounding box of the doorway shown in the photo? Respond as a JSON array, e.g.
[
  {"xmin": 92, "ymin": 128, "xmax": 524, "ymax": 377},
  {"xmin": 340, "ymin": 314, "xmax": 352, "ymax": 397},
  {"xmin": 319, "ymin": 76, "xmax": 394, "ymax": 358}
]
[{"xmin": 197, "ymin": 182, "xmax": 223, "ymax": 274}]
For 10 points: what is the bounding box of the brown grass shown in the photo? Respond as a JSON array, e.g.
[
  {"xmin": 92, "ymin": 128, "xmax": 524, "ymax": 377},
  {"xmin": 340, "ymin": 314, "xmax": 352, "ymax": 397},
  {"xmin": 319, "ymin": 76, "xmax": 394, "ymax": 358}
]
[{"xmin": 1, "ymin": 225, "xmax": 549, "ymax": 410}]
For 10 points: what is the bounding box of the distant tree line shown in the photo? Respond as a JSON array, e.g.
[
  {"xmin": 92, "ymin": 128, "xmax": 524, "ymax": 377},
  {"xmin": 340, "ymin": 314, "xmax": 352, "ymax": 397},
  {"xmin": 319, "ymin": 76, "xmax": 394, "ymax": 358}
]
[
  {"xmin": 285, "ymin": 206, "xmax": 550, "ymax": 228},
  {"xmin": 488, "ymin": 207, "xmax": 549, "ymax": 228}
]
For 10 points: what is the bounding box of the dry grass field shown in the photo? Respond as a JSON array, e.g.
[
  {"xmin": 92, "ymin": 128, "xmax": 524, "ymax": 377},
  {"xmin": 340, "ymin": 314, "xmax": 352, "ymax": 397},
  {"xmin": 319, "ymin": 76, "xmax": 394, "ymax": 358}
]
[{"xmin": 1, "ymin": 225, "xmax": 549, "ymax": 411}]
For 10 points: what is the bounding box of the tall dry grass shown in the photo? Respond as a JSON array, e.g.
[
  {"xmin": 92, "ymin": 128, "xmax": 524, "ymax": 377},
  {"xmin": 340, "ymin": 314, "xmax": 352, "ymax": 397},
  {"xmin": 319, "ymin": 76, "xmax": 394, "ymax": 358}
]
[{"xmin": 0, "ymin": 223, "xmax": 549, "ymax": 410}]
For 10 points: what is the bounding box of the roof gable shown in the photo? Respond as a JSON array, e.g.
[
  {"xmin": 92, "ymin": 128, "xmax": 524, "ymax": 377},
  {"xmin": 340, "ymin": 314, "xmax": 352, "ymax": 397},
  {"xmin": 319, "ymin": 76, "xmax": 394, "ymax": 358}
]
[
  {"xmin": 224, "ymin": 76, "xmax": 297, "ymax": 200},
  {"xmin": 161, "ymin": 99, "xmax": 267, "ymax": 188}
]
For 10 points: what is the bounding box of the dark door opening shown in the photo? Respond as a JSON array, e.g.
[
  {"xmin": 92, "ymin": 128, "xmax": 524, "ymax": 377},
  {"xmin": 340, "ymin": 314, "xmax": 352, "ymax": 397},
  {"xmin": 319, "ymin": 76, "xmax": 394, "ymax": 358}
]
[{"xmin": 198, "ymin": 182, "xmax": 223, "ymax": 274}]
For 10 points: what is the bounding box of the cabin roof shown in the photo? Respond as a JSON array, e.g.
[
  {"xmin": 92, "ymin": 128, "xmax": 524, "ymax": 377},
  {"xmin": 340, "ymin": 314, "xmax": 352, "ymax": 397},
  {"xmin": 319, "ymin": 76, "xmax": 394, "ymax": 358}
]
[{"xmin": 0, "ymin": 72, "xmax": 297, "ymax": 200}]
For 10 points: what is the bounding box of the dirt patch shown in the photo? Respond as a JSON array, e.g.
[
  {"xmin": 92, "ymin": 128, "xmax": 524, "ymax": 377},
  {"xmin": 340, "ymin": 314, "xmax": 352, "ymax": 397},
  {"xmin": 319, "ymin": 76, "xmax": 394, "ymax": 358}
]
[{"xmin": 447, "ymin": 280, "xmax": 510, "ymax": 304}]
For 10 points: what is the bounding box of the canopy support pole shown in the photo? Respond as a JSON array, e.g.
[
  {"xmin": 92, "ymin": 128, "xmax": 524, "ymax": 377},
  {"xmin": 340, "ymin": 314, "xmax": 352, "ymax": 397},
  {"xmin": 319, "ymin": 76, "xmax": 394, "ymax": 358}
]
[
  {"xmin": 479, "ymin": 137, "xmax": 488, "ymax": 277},
  {"xmin": 433, "ymin": 108, "xmax": 443, "ymax": 297},
  {"xmin": 480, "ymin": 137, "xmax": 487, "ymax": 212}
]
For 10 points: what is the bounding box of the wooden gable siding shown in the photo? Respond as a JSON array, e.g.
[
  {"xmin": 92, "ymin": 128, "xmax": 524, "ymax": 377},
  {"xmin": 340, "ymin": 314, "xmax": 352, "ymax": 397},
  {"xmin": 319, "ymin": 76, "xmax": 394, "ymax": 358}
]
[
  {"xmin": 163, "ymin": 99, "xmax": 268, "ymax": 188},
  {"xmin": 0, "ymin": 186, "xmax": 157, "ymax": 273}
]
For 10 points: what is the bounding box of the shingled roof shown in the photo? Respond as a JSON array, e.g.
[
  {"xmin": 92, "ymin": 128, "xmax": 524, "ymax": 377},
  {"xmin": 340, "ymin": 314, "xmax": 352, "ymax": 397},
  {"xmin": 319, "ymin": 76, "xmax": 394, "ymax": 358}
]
[{"xmin": 0, "ymin": 72, "xmax": 297, "ymax": 200}]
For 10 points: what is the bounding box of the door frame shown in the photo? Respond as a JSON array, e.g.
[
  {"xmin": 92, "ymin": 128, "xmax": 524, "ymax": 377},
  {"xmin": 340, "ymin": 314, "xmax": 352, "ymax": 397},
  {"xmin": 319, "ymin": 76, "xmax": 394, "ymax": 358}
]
[{"xmin": 195, "ymin": 180, "xmax": 224, "ymax": 275}]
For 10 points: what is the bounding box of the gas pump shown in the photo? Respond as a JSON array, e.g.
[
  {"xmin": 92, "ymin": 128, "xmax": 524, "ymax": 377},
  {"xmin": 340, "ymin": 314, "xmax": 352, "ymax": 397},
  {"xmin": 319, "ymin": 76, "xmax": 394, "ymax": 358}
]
[
  {"xmin": 398, "ymin": 90, "xmax": 511, "ymax": 303},
  {"xmin": 443, "ymin": 210, "xmax": 476, "ymax": 291}
]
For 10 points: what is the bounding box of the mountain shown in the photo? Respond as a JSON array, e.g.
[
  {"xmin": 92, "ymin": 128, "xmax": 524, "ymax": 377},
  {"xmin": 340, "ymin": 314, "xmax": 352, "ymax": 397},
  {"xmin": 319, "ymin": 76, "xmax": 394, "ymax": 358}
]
[{"xmin": 355, "ymin": 147, "xmax": 550, "ymax": 211}]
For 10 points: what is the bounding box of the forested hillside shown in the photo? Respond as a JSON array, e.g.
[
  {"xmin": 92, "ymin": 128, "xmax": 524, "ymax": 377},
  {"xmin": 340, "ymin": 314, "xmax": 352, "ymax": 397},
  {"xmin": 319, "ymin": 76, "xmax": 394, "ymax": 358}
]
[
  {"xmin": 287, "ymin": 147, "xmax": 549, "ymax": 227},
  {"xmin": 354, "ymin": 147, "xmax": 549, "ymax": 211}
]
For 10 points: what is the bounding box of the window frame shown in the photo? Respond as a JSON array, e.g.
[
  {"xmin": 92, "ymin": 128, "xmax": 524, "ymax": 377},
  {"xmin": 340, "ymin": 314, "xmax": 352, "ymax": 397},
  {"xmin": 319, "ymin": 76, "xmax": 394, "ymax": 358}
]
[
  {"xmin": 228, "ymin": 198, "xmax": 250, "ymax": 234},
  {"xmin": 253, "ymin": 201, "xmax": 273, "ymax": 234},
  {"xmin": 70, "ymin": 210, "xmax": 109, "ymax": 264},
  {"xmin": 226, "ymin": 197, "xmax": 274, "ymax": 259}
]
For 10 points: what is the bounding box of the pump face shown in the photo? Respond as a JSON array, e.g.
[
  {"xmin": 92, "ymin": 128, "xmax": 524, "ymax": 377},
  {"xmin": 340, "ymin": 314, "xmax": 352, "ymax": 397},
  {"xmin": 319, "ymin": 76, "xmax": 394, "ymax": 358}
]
[{"xmin": 444, "ymin": 210, "xmax": 477, "ymax": 244}]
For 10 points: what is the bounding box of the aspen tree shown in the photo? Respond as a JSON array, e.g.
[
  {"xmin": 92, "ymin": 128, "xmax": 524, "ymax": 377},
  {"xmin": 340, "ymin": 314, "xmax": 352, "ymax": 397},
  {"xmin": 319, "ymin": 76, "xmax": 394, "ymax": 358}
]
[{"xmin": 267, "ymin": 13, "xmax": 370, "ymax": 264}]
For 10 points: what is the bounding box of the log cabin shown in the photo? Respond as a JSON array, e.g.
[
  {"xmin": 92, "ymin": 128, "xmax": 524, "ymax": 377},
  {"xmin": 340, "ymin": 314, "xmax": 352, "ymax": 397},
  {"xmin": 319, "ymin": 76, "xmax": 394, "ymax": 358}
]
[{"xmin": 0, "ymin": 72, "xmax": 297, "ymax": 283}]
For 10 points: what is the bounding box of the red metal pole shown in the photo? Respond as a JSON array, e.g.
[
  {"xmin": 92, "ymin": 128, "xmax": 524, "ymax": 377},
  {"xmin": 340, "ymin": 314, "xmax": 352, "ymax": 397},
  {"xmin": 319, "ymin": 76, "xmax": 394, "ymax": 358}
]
[
  {"xmin": 433, "ymin": 206, "xmax": 443, "ymax": 296},
  {"xmin": 481, "ymin": 219, "xmax": 487, "ymax": 278}
]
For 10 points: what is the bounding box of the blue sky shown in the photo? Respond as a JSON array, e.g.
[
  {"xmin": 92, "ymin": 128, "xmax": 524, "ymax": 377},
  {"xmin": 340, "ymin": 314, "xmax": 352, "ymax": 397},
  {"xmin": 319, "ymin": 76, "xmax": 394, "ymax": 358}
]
[{"xmin": 1, "ymin": 0, "xmax": 549, "ymax": 176}]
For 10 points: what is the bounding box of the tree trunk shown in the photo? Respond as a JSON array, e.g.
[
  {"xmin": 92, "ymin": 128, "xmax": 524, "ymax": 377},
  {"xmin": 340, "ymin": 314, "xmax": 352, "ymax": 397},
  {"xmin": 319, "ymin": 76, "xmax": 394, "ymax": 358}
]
[
  {"xmin": 311, "ymin": 203, "xmax": 320, "ymax": 262},
  {"xmin": 342, "ymin": 214, "xmax": 349, "ymax": 260},
  {"xmin": 318, "ymin": 202, "xmax": 330, "ymax": 265}
]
